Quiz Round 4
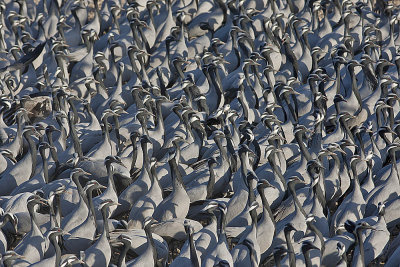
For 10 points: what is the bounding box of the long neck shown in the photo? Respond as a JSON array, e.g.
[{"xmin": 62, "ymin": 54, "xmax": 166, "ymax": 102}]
[
  {"xmin": 285, "ymin": 230, "xmax": 296, "ymax": 267},
  {"xmin": 174, "ymin": 62, "xmax": 185, "ymax": 79},
  {"xmin": 129, "ymin": 53, "xmax": 142, "ymax": 82},
  {"xmin": 50, "ymin": 234, "xmax": 62, "ymax": 266},
  {"xmin": 150, "ymin": 162, "xmax": 162, "ymax": 191},
  {"xmin": 114, "ymin": 67, "xmax": 124, "ymax": 96},
  {"xmin": 209, "ymin": 67, "xmax": 224, "ymax": 110},
  {"xmin": 188, "ymin": 229, "xmax": 200, "ymax": 267},
  {"xmin": 274, "ymin": 253, "xmax": 282, "ymax": 267},
  {"xmin": 102, "ymin": 116, "xmax": 112, "ymax": 153},
  {"xmin": 130, "ymin": 137, "xmax": 139, "ymax": 173},
  {"xmin": 72, "ymin": 174, "xmax": 87, "ymax": 206},
  {"xmin": 111, "ymin": 116, "xmax": 120, "ymax": 152},
  {"xmin": 24, "ymin": 133, "xmax": 38, "ymax": 179},
  {"xmin": 248, "ymin": 182, "xmax": 255, "ymax": 206},
  {"xmin": 356, "ymin": 228, "xmax": 366, "ymax": 266},
  {"xmin": 105, "ymin": 162, "xmax": 116, "ymax": 191},
  {"xmin": 68, "ymin": 100, "xmax": 79, "ymax": 125},
  {"xmin": 101, "ymin": 206, "xmax": 110, "ymax": 239},
  {"xmin": 368, "ymin": 133, "xmax": 379, "ymax": 156},
  {"xmin": 351, "ymin": 162, "xmax": 362, "ymax": 193},
  {"xmin": 228, "ymin": 117, "xmax": 239, "ymax": 141},
  {"xmin": 335, "ymin": 62, "xmax": 342, "ymax": 95},
  {"xmin": 169, "ymin": 157, "xmax": 185, "ymax": 192},
  {"xmin": 40, "ymin": 148, "xmax": 49, "ymax": 183},
  {"xmin": 131, "ymin": 25, "xmax": 143, "ymax": 50},
  {"xmin": 206, "ymin": 164, "xmax": 216, "ymax": 199},
  {"xmin": 308, "ymin": 222, "xmax": 325, "ymax": 255},
  {"xmin": 349, "ymin": 66, "xmax": 362, "ymax": 108},
  {"xmin": 49, "ymin": 145, "xmax": 60, "ymax": 171},
  {"xmin": 303, "ymin": 249, "xmax": 312, "ymax": 267},
  {"xmin": 117, "ymin": 241, "xmax": 130, "ymax": 267},
  {"xmin": 259, "ymin": 188, "xmax": 275, "ymax": 226},
  {"xmin": 387, "ymin": 101, "xmax": 395, "ymax": 130},
  {"xmin": 295, "ymin": 132, "xmax": 312, "ymax": 161},
  {"xmin": 312, "ymin": 53, "xmax": 319, "ymax": 72},
  {"xmin": 147, "ymin": 6, "xmax": 155, "ymax": 29},
  {"xmin": 155, "ymin": 101, "xmax": 165, "ymax": 134},
  {"xmin": 238, "ymin": 86, "xmax": 250, "ymax": 121},
  {"xmin": 284, "ymin": 42, "xmax": 299, "ymax": 79},
  {"xmin": 313, "ymin": 176, "xmax": 326, "ymax": 212},
  {"xmin": 141, "ymin": 142, "xmax": 151, "ymax": 173},
  {"xmin": 54, "ymin": 195, "xmax": 62, "ymax": 228},
  {"xmin": 218, "ymin": 209, "xmax": 227, "ymax": 241},
  {"xmin": 55, "ymin": 117, "xmax": 67, "ymax": 149},
  {"xmin": 232, "ymin": 35, "xmax": 241, "ymax": 70},
  {"xmin": 27, "ymin": 202, "xmax": 40, "ymax": 235},
  {"xmin": 355, "ymin": 132, "xmax": 366, "ymax": 158},
  {"xmin": 339, "ymin": 118, "xmax": 355, "ymax": 143},
  {"xmin": 269, "ymin": 155, "xmax": 287, "ymax": 190},
  {"xmin": 69, "ymin": 117, "xmax": 83, "ymax": 160},
  {"xmin": 215, "ymin": 137, "xmax": 229, "ymax": 162},
  {"xmin": 144, "ymin": 226, "xmax": 157, "ymax": 264},
  {"xmin": 390, "ymin": 151, "xmax": 400, "ymax": 183},
  {"xmin": 251, "ymin": 139, "xmax": 261, "ymax": 170},
  {"xmin": 239, "ymin": 151, "xmax": 249, "ymax": 182},
  {"xmin": 289, "ymin": 183, "xmax": 307, "ymax": 217},
  {"xmin": 86, "ymin": 188, "xmax": 98, "ymax": 233},
  {"xmin": 303, "ymin": 33, "xmax": 311, "ymax": 51},
  {"xmin": 284, "ymin": 94, "xmax": 298, "ymax": 123}
]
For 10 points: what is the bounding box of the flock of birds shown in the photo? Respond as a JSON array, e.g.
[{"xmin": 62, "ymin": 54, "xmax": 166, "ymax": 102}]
[{"xmin": 0, "ymin": 0, "xmax": 400, "ymax": 266}]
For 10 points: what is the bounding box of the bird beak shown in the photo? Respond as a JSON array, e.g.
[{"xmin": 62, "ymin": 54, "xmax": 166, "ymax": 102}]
[
  {"xmin": 337, "ymin": 147, "xmax": 347, "ymax": 155},
  {"xmin": 82, "ymin": 170, "xmax": 91, "ymax": 176},
  {"xmin": 40, "ymin": 199, "xmax": 49, "ymax": 206},
  {"xmin": 389, "ymin": 129, "xmax": 397, "ymax": 135},
  {"xmin": 4, "ymin": 153, "xmax": 17, "ymax": 163}
]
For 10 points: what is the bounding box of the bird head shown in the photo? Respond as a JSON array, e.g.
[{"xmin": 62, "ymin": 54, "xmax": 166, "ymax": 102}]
[
  {"xmin": 200, "ymin": 201, "xmax": 219, "ymax": 213},
  {"xmin": 208, "ymin": 157, "xmax": 218, "ymax": 167},
  {"xmin": 111, "ymin": 234, "xmax": 132, "ymax": 247},
  {"xmin": 284, "ymin": 223, "xmax": 297, "ymax": 233},
  {"xmin": 257, "ymin": 179, "xmax": 276, "ymax": 190},
  {"xmin": 0, "ymin": 149, "xmax": 17, "ymax": 163},
  {"xmin": 45, "ymin": 125, "xmax": 61, "ymax": 134},
  {"xmin": 105, "ymin": 155, "xmax": 126, "ymax": 168},
  {"xmin": 143, "ymin": 216, "xmax": 155, "ymax": 229},
  {"xmin": 71, "ymin": 168, "xmax": 91, "ymax": 178},
  {"xmin": 273, "ymin": 246, "xmax": 289, "ymax": 258},
  {"xmin": 301, "ymin": 240, "xmax": 320, "ymax": 253},
  {"xmin": 99, "ymin": 199, "xmax": 120, "ymax": 212},
  {"xmin": 84, "ymin": 180, "xmax": 107, "ymax": 192},
  {"xmin": 287, "ymin": 176, "xmax": 306, "ymax": 186},
  {"xmin": 38, "ymin": 142, "xmax": 53, "ymax": 151}
]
